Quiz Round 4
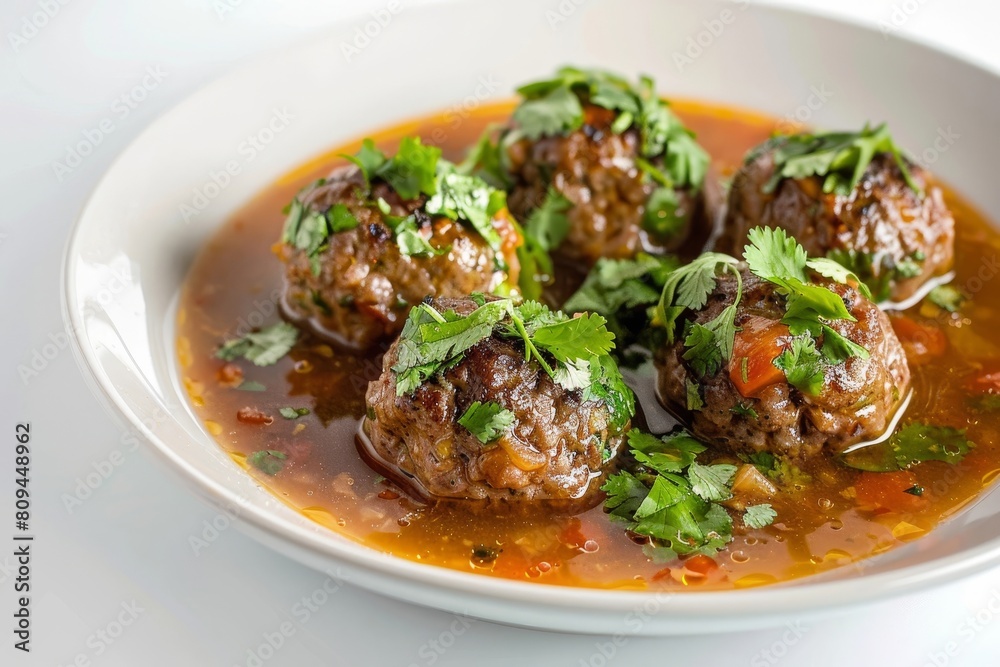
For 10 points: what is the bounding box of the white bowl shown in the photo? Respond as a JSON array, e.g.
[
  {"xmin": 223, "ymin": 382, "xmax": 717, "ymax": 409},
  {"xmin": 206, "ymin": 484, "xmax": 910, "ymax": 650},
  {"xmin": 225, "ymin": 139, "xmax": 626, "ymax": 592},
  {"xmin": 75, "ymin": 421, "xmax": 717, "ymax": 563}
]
[{"xmin": 64, "ymin": 0, "xmax": 1000, "ymax": 635}]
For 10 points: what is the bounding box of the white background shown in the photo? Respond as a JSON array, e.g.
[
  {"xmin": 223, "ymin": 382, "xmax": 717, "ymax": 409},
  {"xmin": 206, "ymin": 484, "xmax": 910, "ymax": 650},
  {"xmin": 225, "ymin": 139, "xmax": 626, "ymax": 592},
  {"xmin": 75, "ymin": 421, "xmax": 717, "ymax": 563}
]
[{"xmin": 2, "ymin": 0, "xmax": 1000, "ymax": 665}]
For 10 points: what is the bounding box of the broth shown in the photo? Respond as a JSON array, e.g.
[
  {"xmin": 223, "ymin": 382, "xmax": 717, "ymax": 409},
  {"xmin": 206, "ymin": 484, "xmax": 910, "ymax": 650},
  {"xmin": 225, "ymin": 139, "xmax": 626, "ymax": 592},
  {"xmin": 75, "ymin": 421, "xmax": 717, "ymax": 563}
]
[{"xmin": 176, "ymin": 100, "xmax": 1000, "ymax": 590}]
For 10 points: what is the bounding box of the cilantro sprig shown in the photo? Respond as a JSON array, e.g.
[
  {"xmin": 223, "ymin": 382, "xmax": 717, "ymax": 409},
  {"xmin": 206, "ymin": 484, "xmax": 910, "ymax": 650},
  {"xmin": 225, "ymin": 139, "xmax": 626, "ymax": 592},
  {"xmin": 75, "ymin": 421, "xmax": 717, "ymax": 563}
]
[
  {"xmin": 282, "ymin": 137, "xmax": 516, "ymax": 276},
  {"xmin": 603, "ymin": 429, "xmax": 776, "ymax": 562},
  {"xmin": 763, "ymin": 123, "xmax": 921, "ymax": 197},
  {"xmin": 391, "ymin": 298, "xmax": 634, "ymax": 431},
  {"xmin": 458, "ymin": 401, "xmax": 516, "ymax": 444},
  {"xmin": 655, "ymin": 253, "xmax": 743, "ymax": 378},
  {"xmin": 841, "ymin": 423, "xmax": 974, "ymax": 472},
  {"xmin": 216, "ymin": 322, "xmax": 299, "ymax": 367},
  {"xmin": 564, "ymin": 253, "xmax": 680, "ymax": 355},
  {"xmin": 654, "ymin": 227, "xmax": 873, "ymax": 399},
  {"xmin": 507, "ymin": 67, "xmax": 708, "ymax": 191}
]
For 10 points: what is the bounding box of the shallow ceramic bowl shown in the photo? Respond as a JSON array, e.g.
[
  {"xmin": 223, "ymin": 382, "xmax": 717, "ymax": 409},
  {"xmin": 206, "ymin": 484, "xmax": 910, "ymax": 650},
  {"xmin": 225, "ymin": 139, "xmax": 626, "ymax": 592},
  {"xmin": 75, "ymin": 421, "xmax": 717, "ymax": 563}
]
[{"xmin": 64, "ymin": 0, "xmax": 1000, "ymax": 635}]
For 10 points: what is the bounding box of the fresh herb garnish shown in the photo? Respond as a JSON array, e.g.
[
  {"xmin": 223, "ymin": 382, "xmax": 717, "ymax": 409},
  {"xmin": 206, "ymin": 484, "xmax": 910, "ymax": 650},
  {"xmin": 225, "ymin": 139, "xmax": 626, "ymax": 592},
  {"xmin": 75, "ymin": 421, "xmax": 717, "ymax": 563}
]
[
  {"xmin": 352, "ymin": 136, "xmax": 442, "ymax": 200},
  {"xmin": 743, "ymin": 504, "xmax": 778, "ymax": 529},
  {"xmin": 927, "ymin": 285, "xmax": 964, "ymax": 312},
  {"xmin": 826, "ymin": 249, "xmax": 924, "ymax": 303},
  {"xmin": 643, "ymin": 187, "xmax": 685, "ymax": 239},
  {"xmin": 236, "ymin": 380, "xmax": 267, "ymax": 392},
  {"xmin": 286, "ymin": 137, "xmax": 516, "ymax": 277},
  {"xmin": 279, "ymin": 407, "xmax": 310, "ymax": 420},
  {"xmin": 731, "ymin": 403, "xmax": 759, "ymax": 420},
  {"xmin": 216, "ymin": 322, "xmax": 299, "ymax": 367},
  {"xmin": 655, "ymin": 227, "xmax": 870, "ymax": 397},
  {"xmin": 763, "ymin": 123, "xmax": 921, "ymax": 196},
  {"xmin": 505, "ymin": 67, "xmax": 709, "ymax": 190},
  {"xmin": 687, "ymin": 462, "xmax": 738, "ymax": 502},
  {"xmin": 457, "ymin": 401, "xmax": 516, "ymax": 444},
  {"xmin": 655, "ymin": 252, "xmax": 742, "ymax": 377},
  {"xmin": 773, "ymin": 335, "xmax": 826, "ymax": 396},
  {"xmin": 391, "ymin": 298, "xmax": 634, "ymax": 430},
  {"xmin": 603, "ymin": 429, "xmax": 775, "ymax": 561},
  {"xmin": 563, "ymin": 253, "xmax": 679, "ymax": 354},
  {"xmin": 841, "ymin": 423, "xmax": 975, "ymax": 472},
  {"xmin": 425, "ymin": 167, "xmax": 508, "ymax": 263},
  {"xmin": 904, "ymin": 485, "xmax": 924, "ymax": 496},
  {"xmin": 248, "ymin": 450, "xmax": 287, "ymax": 475},
  {"xmin": 524, "ymin": 187, "xmax": 572, "ymax": 254},
  {"xmin": 747, "ymin": 452, "xmax": 813, "ymax": 488}
]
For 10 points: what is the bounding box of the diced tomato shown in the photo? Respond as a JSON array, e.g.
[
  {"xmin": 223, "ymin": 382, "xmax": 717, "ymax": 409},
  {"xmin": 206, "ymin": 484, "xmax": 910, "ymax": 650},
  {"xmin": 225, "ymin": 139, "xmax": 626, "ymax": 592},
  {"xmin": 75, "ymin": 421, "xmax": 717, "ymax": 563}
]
[
  {"xmin": 967, "ymin": 367, "xmax": 1000, "ymax": 395},
  {"xmin": 729, "ymin": 317, "xmax": 789, "ymax": 397},
  {"xmin": 890, "ymin": 315, "xmax": 948, "ymax": 365},
  {"xmin": 558, "ymin": 518, "xmax": 588, "ymax": 549},
  {"xmin": 853, "ymin": 471, "xmax": 927, "ymax": 513},
  {"xmin": 683, "ymin": 554, "xmax": 719, "ymax": 576}
]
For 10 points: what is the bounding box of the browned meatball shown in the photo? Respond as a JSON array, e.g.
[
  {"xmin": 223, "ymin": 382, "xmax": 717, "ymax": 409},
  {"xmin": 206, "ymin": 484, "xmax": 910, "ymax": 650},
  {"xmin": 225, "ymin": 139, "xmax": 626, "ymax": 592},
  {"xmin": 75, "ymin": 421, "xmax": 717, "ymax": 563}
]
[
  {"xmin": 721, "ymin": 144, "xmax": 954, "ymax": 302},
  {"xmin": 656, "ymin": 271, "xmax": 911, "ymax": 460},
  {"xmin": 506, "ymin": 105, "xmax": 717, "ymax": 266},
  {"xmin": 279, "ymin": 166, "xmax": 521, "ymax": 351},
  {"xmin": 363, "ymin": 298, "xmax": 631, "ymax": 502}
]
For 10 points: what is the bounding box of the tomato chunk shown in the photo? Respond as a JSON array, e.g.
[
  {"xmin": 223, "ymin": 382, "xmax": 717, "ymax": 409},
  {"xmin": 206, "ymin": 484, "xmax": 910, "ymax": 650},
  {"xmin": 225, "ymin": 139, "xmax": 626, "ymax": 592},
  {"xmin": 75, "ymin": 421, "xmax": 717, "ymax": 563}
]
[
  {"xmin": 854, "ymin": 471, "xmax": 927, "ymax": 513},
  {"xmin": 890, "ymin": 315, "xmax": 947, "ymax": 365},
  {"xmin": 967, "ymin": 367, "xmax": 1000, "ymax": 394},
  {"xmin": 729, "ymin": 317, "xmax": 789, "ymax": 397}
]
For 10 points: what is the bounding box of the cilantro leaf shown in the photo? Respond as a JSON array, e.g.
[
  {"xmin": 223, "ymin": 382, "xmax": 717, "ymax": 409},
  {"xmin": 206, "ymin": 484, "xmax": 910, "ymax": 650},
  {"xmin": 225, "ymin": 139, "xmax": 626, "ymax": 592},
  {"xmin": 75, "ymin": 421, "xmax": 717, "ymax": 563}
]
[
  {"xmin": 512, "ymin": 84, "xmax": 584, "ymax": 140},
  {"xmin": 375, "ymin": 136, "xmax": 441, "ymax": 199},
  {"xmin": 643, "ymin": 187, "xmax": 684, "ymax": 238},
  {"xmin": 731, "ymin": 403, "xmax": 759, "ymax": 419},
  {"xmin": 603, "ymin": 428, "xmax": 757, "ymax": 560},
  {"xmin": 341, "ymin": 138, "xmax": 387, "ymax": 186},
  {"xmin": 807, "ymin": 257, "xmax": 873, "ymax": 300},
  {"xmin": 425, "ymin": 168, "xmax": 506, "ymax": 260},
  {"xmin": 743, "ymin": 504, "xmax": 777, "ymax": 529},
  {"xmin": 216, "ymin": 322, "xmax": 299, "ymax": 367},
  {"xmin": 459, "ymin": 126, "xmax": 510, "ymax": 188},
  {"xmin": 743, "ymin": 227, "xmax": 868, "ymax": 362},
  {"xmin": 774, "ymin": 335, "xmax": 825, "ymax": 395},
  {"xmin": 820, "ymin": 325, "xmax": 870, "ymax": 363},
  {"xmin": 248, "ymin": 450, "xmax": 287, "ymax": 476},
  {"xmin": 394, "ymin": 220, "xmax": 447, "ymax": 258},
  {"xmin": 524, "ymin": 187, "xmax": 572, "ymax": 253},
  {"xmin": 764, "ymin": 123, "xmax": 921, "ymax": 196},
  {"xmin": 682, "ymin": 323, "xmax": 722, "ymax": 378},
  {"xmin": 510, "ymin": 67, "xmax": 708, "ymax": 190},
  {"xmin": 392, "ymin": 298, "xmax": 633, "ymax": 433},
  {"xmin": 685, "ymin": 379, "xmax": 704, "ymax": 411},
  {"xmin": 841, "ymin": 423, "xmax": 974, "ymax": 472},
  {"xmin": 458, "ymin": 401, "xmax": 516, "ymax": 444},
  {"xmin": 744, "ymin": 226, "xmax": 807, "ymax": 284},
  {"xmin": 628, "ymin": 429, "xmax": 704, "ymax": 474},
  {"xmin": 603, "ymin": 469, "xmax": 649, "ymax": 518},
  {"xmin": 687, "ymin": 462, "xmax": 737, "ymax": 502},
  {"xmin": 891, "ymin": 424, "xmax": 974, "ymax": 469},
  {"xmin": 656, "ymin": 253, "xmax": 740, "ymax": 344},
  {"xmin": 279, "ymin": 407, "xmax": 310, "ymax": 420},
  {"xmin": 531, "ymin": 312, "xmax": 615, "ymax": 363},
  {"xmin": 927, "ymin": 285, "xmax": 964, "ymax": 312},
  {"xmin": 582, "ymin": 354, "xmax": 635, "ymax": 431},
  {"xmin": 564, "ymin": 253, "xmax": 679, "ymax": 353}
]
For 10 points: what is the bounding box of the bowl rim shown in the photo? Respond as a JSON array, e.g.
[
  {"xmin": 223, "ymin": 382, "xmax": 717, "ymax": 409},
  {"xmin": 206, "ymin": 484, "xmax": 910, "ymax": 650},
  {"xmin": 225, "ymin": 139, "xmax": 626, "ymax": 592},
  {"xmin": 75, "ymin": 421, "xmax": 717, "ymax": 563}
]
[{"xmin": 61, "ymin": 0, "xmax": 1000, "ymax": 632}]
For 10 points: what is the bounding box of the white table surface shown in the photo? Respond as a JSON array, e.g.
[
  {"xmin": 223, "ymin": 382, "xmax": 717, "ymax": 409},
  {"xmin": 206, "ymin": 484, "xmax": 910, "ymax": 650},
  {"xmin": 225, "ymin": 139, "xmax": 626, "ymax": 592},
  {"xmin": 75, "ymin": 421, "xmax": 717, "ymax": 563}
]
[{"xmin": 3, "ymin": 1, "xmax": 999, "ymax": 665}]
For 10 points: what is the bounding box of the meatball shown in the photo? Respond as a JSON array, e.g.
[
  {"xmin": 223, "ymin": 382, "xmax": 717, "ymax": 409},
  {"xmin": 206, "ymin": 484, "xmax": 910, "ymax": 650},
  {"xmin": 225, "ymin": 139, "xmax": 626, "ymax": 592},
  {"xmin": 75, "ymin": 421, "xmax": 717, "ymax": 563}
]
[
  {"xmin": 476, "ymin": 68, "xmax": 716, "ymax": 269},
  {"xmin": 363, "ymin": 298, "xmax": 632, "ymax": 502},
  {"xmin": 656, "ymin": 270, "xmax": 911, "ymax": 460},
  {"xmin": 506, "ymin": 105, "xmax": 716, "ymax": 266},
  {"xmin": 720, "ymin": 138, "xmax": 955, "ymax": 302},
  {"xmin": 279, "ymin": 156, "xmax": 521, "ymax": 351}
]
